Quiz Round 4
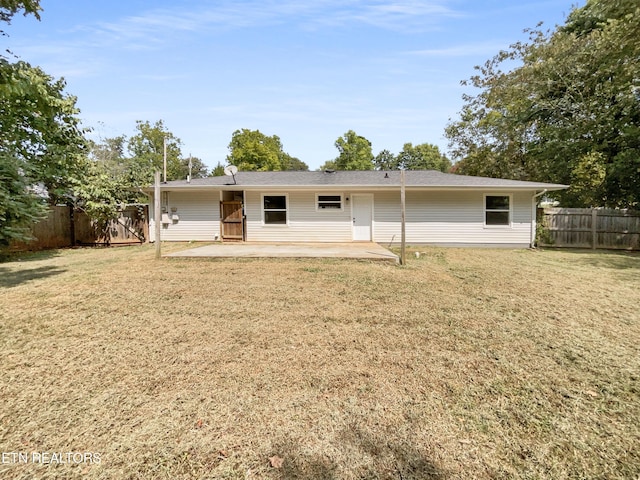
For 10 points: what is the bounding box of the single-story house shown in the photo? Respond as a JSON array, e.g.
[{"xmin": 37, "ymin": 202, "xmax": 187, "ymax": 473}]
[{"xmin": 146, "ymin": 170, "xmax": 567, "ymax": 248}]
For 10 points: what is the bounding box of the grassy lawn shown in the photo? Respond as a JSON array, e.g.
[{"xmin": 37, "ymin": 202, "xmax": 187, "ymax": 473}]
[{"xmin": 0, "ymin": 244, "xmax": 638, "ymax": 479}]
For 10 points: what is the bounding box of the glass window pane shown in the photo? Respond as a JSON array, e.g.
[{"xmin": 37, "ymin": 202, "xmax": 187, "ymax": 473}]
[
  {"xmin": 486, "ymin": 211, "xmax": 510, "ymax": 225},
  {"xmin": 486, "ymin": 196, "xmax": 510, "ymax": 210},
  {"xmin": 265, "ymin": 211, "xmax": 287, "ymax": 224},
  {"xmin": 264, "ymin": 195, "xmax": 286, "ymax": 210}
]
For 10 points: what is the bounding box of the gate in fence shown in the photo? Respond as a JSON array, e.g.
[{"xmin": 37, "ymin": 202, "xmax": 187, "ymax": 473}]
[{"xmin": 10, "ymin": 205, "xmax": 149, "ymax": 251}]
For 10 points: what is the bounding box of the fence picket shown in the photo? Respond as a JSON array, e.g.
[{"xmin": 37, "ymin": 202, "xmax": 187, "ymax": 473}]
[
  {"xmin": 539, "ymin": 207, "xmax": 640, "ymax": 250},
  {"xmin": 9, "ymin": 205, "xmax": 149, "ymax": 252}
]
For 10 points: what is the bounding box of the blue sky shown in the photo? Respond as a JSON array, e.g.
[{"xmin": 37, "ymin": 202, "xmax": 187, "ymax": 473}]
[{"xmin": 6, "ymin": 0, "xmax": 581, "ymax": 171}]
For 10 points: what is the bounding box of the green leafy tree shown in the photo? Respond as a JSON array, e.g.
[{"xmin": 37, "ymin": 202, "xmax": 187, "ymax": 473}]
[
  {"xmin": 282, "ymin": 154, "xmax": 309, "ymax": 171},
  {"xmin": 226, "ymin": 129, "xmax": 293, "ymax": 171},
  {"xmin": 0, "ymin": 0, "xmax": 40, "ymax": 23},
  {"xmin": 1, "ymin": 60, "xmax": 87, "ymax": 248},
  {"xmin": 397, "ymin": 143, "xmax": 451, "ymax": 172},
  {"xmin": 177, "ymin": 156, "xmax": 208, "ymax": 179},
  {"xmin": 334, "ymin": 130, "xmax": 374, "ymax": 170},
  {"xmin": 1, "ymin": 61, "xmax": 87, "ymax": 204},
  {"xmin": 127, "ymin": 120, "xmax": 183, "ymax": 183},
  {"xmin": 1, "ymin": 1, "xmax": 90, "ymax": 248},
  {"xmin": 210, "ymin": 161, "xmax": 226, "ymax": 177},
  {"xmin": 0, "ymin": 153, "xmax": 47, "ymax": 248},
  {"xmin": 446, "ymin": 0, "xmax": 640, "ymax": 207},
  {"xmin": 71, "ymin": 160, "xmax": 130, "ymax": 229},
  {"xmin": 318, "ymin": 160, "xmax": 337, "ymax": 171},
  {"xmin": 373, "ymin": 149, "xmax": 398, "ymax": 170}
]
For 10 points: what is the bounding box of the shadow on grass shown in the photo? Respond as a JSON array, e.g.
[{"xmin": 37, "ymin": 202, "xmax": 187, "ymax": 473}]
[
  {"xmin": 1, "ymin": 248, "xmax": 61, "ymax": 263},
  {"xmin": 0, "ymin": 265, "xmax": 66, "ymax": 288},
  {"xmin": 271, "ymin": 426, "xmax": 444, "ymax": 480}
]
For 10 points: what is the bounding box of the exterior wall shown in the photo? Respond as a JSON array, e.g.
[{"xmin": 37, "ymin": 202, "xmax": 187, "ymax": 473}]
[
  {"xmin": 245, "ymin": 190, "xmax": 352, "ymax": 242},
  {"xmin": 150, "ymin": 188, "xmax": 536, "ymax": 247},
  {"xmin": 374, "ymin": 190, "xmax": 534, "ymax": 246},
  {"xmin": 149, "ymin": 191, "xmax": 220, "ymax": 242}
]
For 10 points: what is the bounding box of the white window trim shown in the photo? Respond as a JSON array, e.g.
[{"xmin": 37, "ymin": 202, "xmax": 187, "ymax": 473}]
[
  {"xmin": 261, "ymin": 193, "xmax": 289, "ymax": 226},
  {"xmin": 315, "ymin": 193, "xmax": 344, "ymax": 212},
  {"xmin": 483, "ymin": 193, "xmax": 512, "ymax": 228}
]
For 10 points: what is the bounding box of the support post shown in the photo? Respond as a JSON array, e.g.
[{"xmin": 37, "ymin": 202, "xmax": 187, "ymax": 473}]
[
  {"xmin": 400, "ymin": 169, "xmax": 406, "ymax": 265},
  {"xmin": 154, "ymin": 171, "xmax": 161, "ymax": 259},
  {"xmin": 591, "ymin": 208, "xmax": 598, "ymax": 250}
]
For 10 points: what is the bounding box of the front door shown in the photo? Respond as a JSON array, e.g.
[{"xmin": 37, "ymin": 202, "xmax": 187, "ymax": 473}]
[{"xmin": 352, "ymin": 194, "xmax": 373, "ymax": 241}]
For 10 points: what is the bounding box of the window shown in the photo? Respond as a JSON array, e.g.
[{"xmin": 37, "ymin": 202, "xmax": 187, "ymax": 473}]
[
  {"xmin": 317, "ymin": 194, "xmax": 342, "ymax": 210},
  {"xmin": 263, "ymin": 195, "xmax": 287, "ymax": 224},
  {"xmin": 485, "ymin": 195, "xmax": 511, "ymax": 226}
]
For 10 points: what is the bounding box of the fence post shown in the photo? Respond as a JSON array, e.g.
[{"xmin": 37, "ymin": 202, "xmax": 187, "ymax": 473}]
[
  {"xmin": 591, "ymin": 208, "xmax": 598, "ymax": 250},
  {"xmin": 69, "ymin": 206, "xmax": 75, "ymax": 247}
]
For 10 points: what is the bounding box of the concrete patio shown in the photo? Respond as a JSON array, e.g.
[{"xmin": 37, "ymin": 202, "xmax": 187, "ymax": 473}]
[{"xmin": 165, "ymin": 242, "xmax": 399, "ymax": 262}]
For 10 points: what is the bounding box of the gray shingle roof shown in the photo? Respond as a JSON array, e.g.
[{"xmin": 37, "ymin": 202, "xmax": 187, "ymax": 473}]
[{"xmin": 156, "ymin": 170, "xmax": 567, "ymax": 190}]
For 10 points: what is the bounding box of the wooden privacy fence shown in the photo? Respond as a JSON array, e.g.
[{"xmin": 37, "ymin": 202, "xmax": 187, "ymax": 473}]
[
  {"xmin": 10, "ymin": 205, "xmax": 149, "ymax": 252},
  {"xmin": 539, "ymin": 207, "xmax": 640, "ymax": 250}
]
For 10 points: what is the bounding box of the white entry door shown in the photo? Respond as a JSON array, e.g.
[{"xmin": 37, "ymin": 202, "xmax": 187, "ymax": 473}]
[{"xmin": 352, "ymin": 194, "xmax": 373, "ymax": 241}]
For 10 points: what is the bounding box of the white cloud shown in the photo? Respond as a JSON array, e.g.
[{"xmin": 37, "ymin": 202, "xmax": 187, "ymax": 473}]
[{"xmin": 83, "ymin": 0, "xmax": 461, "ymax": 46}]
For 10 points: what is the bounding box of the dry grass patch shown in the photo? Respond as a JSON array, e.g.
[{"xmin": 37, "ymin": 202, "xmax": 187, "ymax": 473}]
[{"xmin": 0, "ymin": 244, "xmax": 639, "ymax": 479}]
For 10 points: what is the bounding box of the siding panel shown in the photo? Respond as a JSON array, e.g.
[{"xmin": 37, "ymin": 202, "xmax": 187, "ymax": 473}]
[
  {"xmin": 374, "ymin": 190, "xmax": 533, "ymax": 246},
  {"xmin": 151, "ymin": 188, "xmax": 535, "ymax": 247},
  {"xmin": 150, "ymin": 191, "xmax": 220, "ymax": 241},
  {"xmin": 245, "ymin": 190, "xmax": 352, "ymax": 242}
]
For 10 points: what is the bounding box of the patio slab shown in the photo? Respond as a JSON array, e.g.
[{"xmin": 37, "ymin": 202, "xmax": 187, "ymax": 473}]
[{"xmin": 165, "ymin": 242, "xmax": 399, "ymax": 262}]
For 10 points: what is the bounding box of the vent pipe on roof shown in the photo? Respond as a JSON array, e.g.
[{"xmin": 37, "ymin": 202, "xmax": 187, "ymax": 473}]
[{"xmin": 324, "ymin": 169, "xmax": 335, "ymax": 174}]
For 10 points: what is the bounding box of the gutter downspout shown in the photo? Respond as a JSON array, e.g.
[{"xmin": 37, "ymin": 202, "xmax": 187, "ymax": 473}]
[{"xmin": 530, "ymin": 189, "xmax": 548, "ymax": 248}]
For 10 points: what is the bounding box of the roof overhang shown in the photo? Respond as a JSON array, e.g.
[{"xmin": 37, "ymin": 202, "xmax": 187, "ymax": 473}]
[{"xmin": 142, "ymin": 183, "xmax": 568, "ymax": 193}]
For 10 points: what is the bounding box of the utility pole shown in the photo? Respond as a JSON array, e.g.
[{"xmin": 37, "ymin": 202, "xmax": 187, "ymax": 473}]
[
  {"xmin": 163, "ymin": 136, "xmax": 167, "ymax": 183},
  {"xmin": 154, "ymin": 171, "xmax": 161, "ymax": 259},
  {"xmin": 400, "ymin": 169, "xmax": 406, "ymax": 265}
]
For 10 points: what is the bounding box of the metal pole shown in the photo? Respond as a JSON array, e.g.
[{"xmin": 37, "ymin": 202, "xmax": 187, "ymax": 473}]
[
  {"xmin": 163, "ymin": 137, "xmax": 167, "ymax": 183},
  {"xmin": 400, "ymin": 169, "xmax": 406, "ymax": 265},
  {"xmin": 154, "ymin": 171, "xmax": 161, "ymax": 259}
]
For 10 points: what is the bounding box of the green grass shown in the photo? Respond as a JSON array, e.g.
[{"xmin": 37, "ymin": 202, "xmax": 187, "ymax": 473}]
[{"xmin": 0, "ymin": 244, "xmax": 638, "ymax": 479}]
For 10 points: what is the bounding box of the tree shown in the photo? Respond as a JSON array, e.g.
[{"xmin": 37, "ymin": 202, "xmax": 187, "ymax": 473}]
[
  {"xmin": 1, "ymin": 1, "xmax": 90, "ymax": 249},
  {"xmin": 127, "ymin": 120, "xmax": 183, "ymax": 183},
  {"xmin": 176, "ymin": 156, "xmax": 208, "ymax": 179},
  {"xmin": 334, "ymin": 130, "xmax": 374, "ymax": 170},
  {"xmin": 0, "ymin": 152, "xmax": 47, "ymax": 248},
  {"xmin": 397, "ymin": 143, "xmax": 451, "ymax": 172},
  {"xmin": 226, "ymin": 129, "xmax": 293, "ymax": 171},
  {"xmin": 318, "ymin": 160, "xmax": 337, "ymax": 171},
  {"xmin": 373, "ymin": 149, "xmax": 398, "ymax": 170},
  {"xmin": 0, "ymin": 0, "xmax": 40, "ymax": 24},
  {"xmin": 281, "ymin": 154, "xmax": 309, "ymax": 171},
  {"xmin": 445, "ymin": 0, "xmax": 640, "ymax": 207},
  {"xmin": 1, "ymin": 61, "xmax": 87, "ymax": 204},
  {"xmin": 210, "ymin": 161, "xmax": 225, "ymax": 177},
  {"xmin": 1, "ymin": 61, "xmax": 87, "ymax": 248}
]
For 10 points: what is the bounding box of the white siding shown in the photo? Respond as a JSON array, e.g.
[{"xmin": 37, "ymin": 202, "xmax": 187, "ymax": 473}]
[
  {"xmin": 149, "ymin": 191, "xmax": 220, "ymax": 242},
  {"xmin": 150, "ymin": 188, "xmax": 536, "ymax": 247},
  {"xmin": 245, "ymin": 190, "xmax": 352, "ymax": 242},
  {"xmin": 374, "ymin": 190, "xmax": 534, "ymax": 246}
]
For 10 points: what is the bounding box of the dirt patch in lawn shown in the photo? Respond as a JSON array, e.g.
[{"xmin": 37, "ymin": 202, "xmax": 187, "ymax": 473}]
[{"xmin": 0, "ymin": 245, "xmax": 638, "ymax": 479}]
